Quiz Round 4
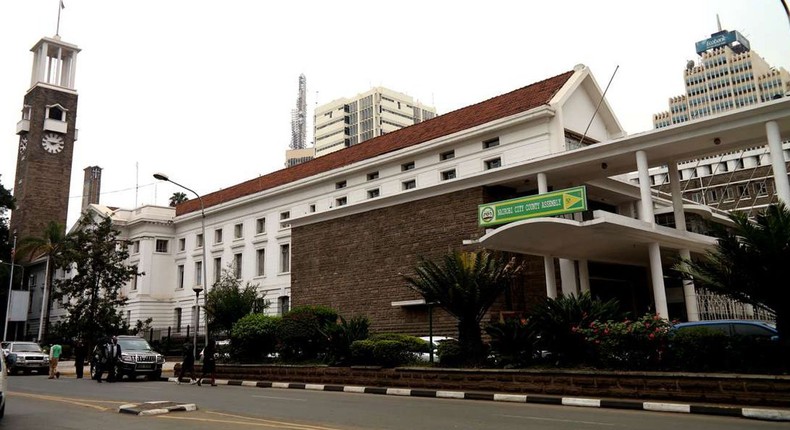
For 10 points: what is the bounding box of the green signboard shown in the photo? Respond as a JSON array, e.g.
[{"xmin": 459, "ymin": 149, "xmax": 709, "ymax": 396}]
[{"xmin": 478, "ymin": 186, "xmax": 587, "ymax": 227}]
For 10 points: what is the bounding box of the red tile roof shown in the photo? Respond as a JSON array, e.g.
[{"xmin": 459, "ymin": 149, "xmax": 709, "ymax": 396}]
[{"xmin": 177, "ymin": 70, "xmax": 574, "ymax": 216}]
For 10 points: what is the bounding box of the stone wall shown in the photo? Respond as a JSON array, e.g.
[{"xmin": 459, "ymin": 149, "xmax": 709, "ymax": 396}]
[{"xmin": 190, "ymin": 364, "xmax": 790, "ymax": 407}]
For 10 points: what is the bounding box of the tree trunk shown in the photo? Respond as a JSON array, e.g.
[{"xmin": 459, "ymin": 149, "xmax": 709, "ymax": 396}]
[{"xmin": 457, "ymin": 318, "xmax": 484, "ymax": 366}]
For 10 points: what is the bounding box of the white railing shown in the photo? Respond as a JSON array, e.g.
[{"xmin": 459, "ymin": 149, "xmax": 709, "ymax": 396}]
[{"xmin": 695, "ymin": 289, "xmax": 775, "ymax": 322}]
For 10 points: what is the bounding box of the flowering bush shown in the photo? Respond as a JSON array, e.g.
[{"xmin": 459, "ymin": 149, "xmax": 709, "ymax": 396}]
[{"xmin": 576, "ymin": 314, "xmax": 674, "ymax": 370}]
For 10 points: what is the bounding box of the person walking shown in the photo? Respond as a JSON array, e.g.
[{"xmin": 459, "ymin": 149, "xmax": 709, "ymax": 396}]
[
  {"xmin": 48, "ymin": 342, "xmax": 62, "ymax": 379},
  {"xmin": 197, "ymin": 339, "xmax": 217, "ymax": 386},
  {"xmin": 74, "ymin": 338, "xmax": 86, "ymax": 379},
  {"xmin": 106, "ymin": 336, "xmax": 121, "ymax": 382},
  {"xmin": 93, "ymin": 337, "xmax": 108, "ymax": 383},
  {"xmin": 177, "ymin": 342, "xmax": 196, "ymax": 385}
]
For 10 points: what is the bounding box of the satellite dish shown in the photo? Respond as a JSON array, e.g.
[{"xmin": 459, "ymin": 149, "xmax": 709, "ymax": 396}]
[{"xmin": 686, "ymin": 60, "xmax": 695, "ymax": 71}]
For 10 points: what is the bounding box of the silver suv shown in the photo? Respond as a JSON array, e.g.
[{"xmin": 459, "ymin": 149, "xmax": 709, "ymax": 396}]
[
  {"xmin": 1, "ymin": 342, "xmax": 50, "ymax": 375},
  {"xmin": 90, "ymin": 335, "xmax": 165, "ymax": 381}
]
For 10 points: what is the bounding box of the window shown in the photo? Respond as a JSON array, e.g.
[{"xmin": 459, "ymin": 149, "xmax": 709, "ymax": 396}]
[
  {"xmin": 753, "ymin": 182, "xmax": 768, "ymax": 196},
  {"xmin": 401, "ymin": 161, "xmax": 415, "ymax": 171},
  {"xmin": 178, "ymin": 238, "xmax": 186, "ymax": 252},
  {"xmin": 736, "ymin": 184, "xmax": 750, "ymax": 198},
  {"xmin": 367, "ymin": 171, "xmax": 379, "ymax": 181},
  {"xmin": 177, "ymin": 265, "xmax": 185, "ymax": 289},
  {"xmin": 131, "ymin": 271, "xmax": 138, "ymax": 290},
  {"xmin": 335, "ymin": 180, "xmax": 347, "ymax": 189},
  {"xmin": 133, "ymin": 240, "xmax": 140, "ymax": 254},
  {"xmin": 155, "ymin": 239, "xmax": 168, "ymax": 253},
  {"xmin": 256, "ymin": 217, "xmax": 266, "ymax": 234},
  {"xmin": 309, "ymin": 204, "xmax": 316, "ymax": 213},
  {"xmin": 336, "ymin": 196, "xmax": 347, "ymax": 206},
  {"xmin": 280, "ymin": 244, "xmax": 291, "ymax": 273},
  {"xmin": 367, "ymin": 188, "xmax": 380, "ymax": 199},
  {"xmin": 279, "ymin": 296, "xmax": 290, "ymax": 316},
  {"xmin": 234, "ymin": 223, "xmax": 243, "ymax": 239},
  {"xmin": 256, "ymin": 248, "xmax": 265, "ymax": 276},
  {"xmin": 402, "ymin": 179, "xmax": 416, "ymax": 190},
  {"xmin": 441, "ymin": 169, "xmax": 456, "ymax": 180},
  {"xmin": 214, "ymin": 257, "xmax": 222, "ymax": 283},
  {"xmin": 196, "ymin": 233, "xmax": 204, "ymax": 248},
  {"xmin": 195, "ymin": 261, "xmax": 203, "ymax": 286},
  {"xmin": 440, "ymin": 150, "xmax": 455, "ymax": 161},
  {"xmin": 483, "ymin": 138, "xmax": 500, "ymax": 149},
  {"xmin": 485, "ymin": 158, "xmax": 502, "ymax": 170},
  {"xmin": 214, "ymin": 228, "xmax": 223, "ymax": 244},
  {"xmin": 174, "ymin": 308, "xmax": 182, "ymax": 333},
  {"xmin": 234, "ymin": 253, "xmax": 242, "ymax": 279},
  {"xmin": 280, "ymin": 211, "xmax": 291, "ymax": 228}
]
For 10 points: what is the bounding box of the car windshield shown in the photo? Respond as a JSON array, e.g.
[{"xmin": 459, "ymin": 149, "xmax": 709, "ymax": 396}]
[
  {"xmin": 117, "ymin": 338, "xmax": 152, "ymax": 351},
  {"xmin": 12, "ymin": 343, "xmax": 43, "ymax": 353}
]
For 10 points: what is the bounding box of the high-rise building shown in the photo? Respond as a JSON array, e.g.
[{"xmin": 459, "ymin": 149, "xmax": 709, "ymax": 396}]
[
  {"xmin": 286, "ymin": 74, "xmax": 314, "ymax": 167},
  {"xmin": 643, "ymin": 26, "xmax": 790, "ymax": 216},
  {"xmin": 313, "ymin": 87, "xmax": 436, "ymax": 157}
]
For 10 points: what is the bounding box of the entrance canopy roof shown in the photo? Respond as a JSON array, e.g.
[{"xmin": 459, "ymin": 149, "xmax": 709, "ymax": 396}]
[{"xmin": 474, "ymin": 210, "xmax": 717, "ymax": 266}]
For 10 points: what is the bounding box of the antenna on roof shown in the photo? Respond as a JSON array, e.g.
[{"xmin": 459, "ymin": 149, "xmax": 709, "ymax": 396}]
[
  {"xmin": 579, "ymin": 65, "xmax": 619, "ymax": 147},
  {"xmin": 716, "ymin": 14, "xmax": 722, "ymax": 32}
]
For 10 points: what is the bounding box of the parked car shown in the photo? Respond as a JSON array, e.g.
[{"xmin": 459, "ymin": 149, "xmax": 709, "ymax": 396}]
[
  {"xmin": 1, "ymin": 341, "xmax": 50, "ymax": 375},
  {"xmin": 672, "ymin": 319, "xmax": 778, "ymax": 340},
  {"xmin": 416, "ymin": 336, "xmax": 455, "ymax": 363},
  {"xmin": 90, "ymin": 335, "xmax": 165, "ymax": 381}
]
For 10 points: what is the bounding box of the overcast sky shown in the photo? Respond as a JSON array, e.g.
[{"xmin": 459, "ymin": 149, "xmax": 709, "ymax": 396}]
[{"xmin": 1, "ymin": 0, "xmax": 788, "ymax": 229}]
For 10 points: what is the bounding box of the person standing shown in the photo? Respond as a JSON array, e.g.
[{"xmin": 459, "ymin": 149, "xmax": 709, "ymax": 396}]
[
  {"xmin": 197, "ymin": 340, "xmax": 217, "ymax": 386},
  {"xmin": 93, "ymin": 337, "xmax": 108, "ymax": 383},
  {"xmin": 48, "ymin": 342, "xmax": 62, "ymax": 379},
  {"xmin": 74, "ymin": 338, "xmax": 86, "ymax": 379},
  {"xmin": 177, "ymin": 343, "xmax": 196, "ymax": 385},
  {"xmin": 106, "ymin": 336, "xmax": 121, "ymax": 382}
]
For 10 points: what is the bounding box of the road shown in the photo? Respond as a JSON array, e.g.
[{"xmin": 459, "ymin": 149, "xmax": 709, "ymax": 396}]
[{"xmin": 3, "ymin": 375, "xmax": 787, "ymax": 429}]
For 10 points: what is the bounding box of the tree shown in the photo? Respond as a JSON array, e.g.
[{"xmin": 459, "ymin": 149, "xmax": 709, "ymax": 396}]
[
  {"xmin": 204, "ymin": 266, "xmax": 268, "ymax": 336},
  {"xmin": 17, "ymin": 221, "xmax": 67, "ymax": 341},
  {"xmin": 403, "ymin": 250, "xmax": 524, "ymax": 365},
  {"xmin": 676, "ymin": 202, "xmax": 790, "ymax": 360},
  {"xmin": 51, "ymin": 213, "xmax": 141, "ymax": 349},
  {"xmin": 0, "ymin": 174, "xmax": 15, "ymax": 261},
  {"xmin": 169, "ymin": 192, "xmax": 189, "ymax": 207}
]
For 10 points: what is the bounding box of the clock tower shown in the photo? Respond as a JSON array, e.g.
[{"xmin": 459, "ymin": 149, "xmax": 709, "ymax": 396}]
[{"xmin": 10, "ymin": 35, "xmax": 80, "ymax": 242}]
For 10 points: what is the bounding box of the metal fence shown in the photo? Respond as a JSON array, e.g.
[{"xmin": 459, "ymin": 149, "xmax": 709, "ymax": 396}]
[{"xmin": 696, "ymin": 289, "xmax": 775, "ymax": 322}]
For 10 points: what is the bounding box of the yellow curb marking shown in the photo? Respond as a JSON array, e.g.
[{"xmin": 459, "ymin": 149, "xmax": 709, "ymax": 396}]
[
  {"xmin": 10, "ymin": 392, "xmax": 113, "ymax": 411},
  {"xmin": 158, "ymin": 410, "xmax": 345, "ymax": 430}
]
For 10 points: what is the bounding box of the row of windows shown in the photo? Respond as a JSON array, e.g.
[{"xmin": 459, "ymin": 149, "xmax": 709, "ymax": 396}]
[
  {"xmin": 687, "ymin": 181, "xmax": 770, "ymax": 205},
  {"xmin": 175, "ymin": 244, "xmax": 291, "ymax": 289}
]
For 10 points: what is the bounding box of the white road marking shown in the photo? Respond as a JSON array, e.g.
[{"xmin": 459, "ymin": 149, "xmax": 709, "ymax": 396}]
[
  {"xmin": 498, "ymin": 414, "xmax": 619, "ymax": 426},
  {"xmin": 252, "ymin": 395, "xmax": 307, "ymax": 401}
]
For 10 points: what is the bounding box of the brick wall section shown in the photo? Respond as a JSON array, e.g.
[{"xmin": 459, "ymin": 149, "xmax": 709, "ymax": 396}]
[
  {"xmin": 291, "ymin": 187, "xmax": 550, "ymax": 335},
  {"xmin": 192, "ymin": 364, "xmax": 790, "ymax": 407}
]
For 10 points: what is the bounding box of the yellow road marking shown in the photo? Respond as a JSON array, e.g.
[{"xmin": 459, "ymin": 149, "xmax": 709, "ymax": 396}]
[
  {"xmin": 158, "ymin": 410, "xmax": 346, "ymax": 430},
  {"xmin": 10, "ymin": 392, "xmax": 113, "ymax": 411}
]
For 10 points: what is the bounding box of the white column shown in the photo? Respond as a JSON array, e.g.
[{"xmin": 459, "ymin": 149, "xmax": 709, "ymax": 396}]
[
  {"xmin": 537, "ymin": 172, "xmax": 557, "ymax": 298},
  {"xmin": 559, "ymin": 259, "xmax": 578, "ymax": 295},
  {"xmin": 636, "ymin": 150, "xmax": 654, "ymax": 222},
  {"xmin": 679, "ymin": 248, "xmax": 699, "ymax": 321},
  {"xmin": 648, "ymin": 242, "xmax": 669, "ymax": 319},
  {"xmin": 544, "ymin": 256, "xmax": 557, "ymax": 299},
  {"xmin": 767, "ymin": 121, "xmax": 790, "ymax": 205},
  {"xmin": 668, "ymin": 161, "xmax": 699, "ymax": 321},
  {"xmin": 578, "ymin": 259, "xmax": 590, "ymax": 293}
]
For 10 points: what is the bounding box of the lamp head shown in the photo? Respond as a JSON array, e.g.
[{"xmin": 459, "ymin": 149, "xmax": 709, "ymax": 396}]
[
  {"xmin": 192, "ymin": 285, "xmax": 204, "ymax": 294},
  {"xmin": 153, "ymin": 172, "xmax": 169, "ymax": 181}
]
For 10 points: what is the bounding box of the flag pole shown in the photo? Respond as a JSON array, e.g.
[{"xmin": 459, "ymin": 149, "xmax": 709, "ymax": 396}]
[{"xmin": 56, "ymin": 1, "xmax": 64, "ymax": 37}]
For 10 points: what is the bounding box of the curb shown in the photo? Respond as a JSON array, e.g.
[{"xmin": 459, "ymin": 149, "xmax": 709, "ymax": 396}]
[
  {"xmin": 118, "ymin": 401, "xmax": 197, "ymax": 416},
  {"xmin": 176, "ymin": 377, "xmax": 790, "ymax": 422}
]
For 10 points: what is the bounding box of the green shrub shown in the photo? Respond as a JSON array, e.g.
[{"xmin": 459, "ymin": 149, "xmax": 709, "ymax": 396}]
[
  {"xmin": 666, "ymin": 327, "xmax": 781, "ymax": 373},
  {"xmin": 577, "ymin": 314, "xmax": 673, "ymax": 370},
  {"xmin": 230, "ymin": 313, "xmax": 280, "ymax": 362},
  {"xmin": 276, "ymin": 305, "xmax": 338, "ymax": 362},
  {"xmin": 436, "ymin": 339, "xmax": 463, "ymax": 367},
  {"xmin": 323, "ymin": 315, "xmax": 370, "ymax": 365},
  {"xmin": 350, "ymin": 333, "xmax": 426, "ymax": 367},
  {"xmin": 529, "ymin": 292, "xmax": 623, "ymax": 366},
  {"xmin": 485, "ymin": 317, "xmax": 538, "ymax": 368}
]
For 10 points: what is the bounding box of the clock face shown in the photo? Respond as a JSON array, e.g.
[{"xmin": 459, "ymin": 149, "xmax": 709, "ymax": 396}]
[
  {"xmin": 19, "ymin": 135, "xmax": 28, "ymax": 154},
  {"xmin": 41, "ymin": 132, "xmax": 65, "ymax": 154}
]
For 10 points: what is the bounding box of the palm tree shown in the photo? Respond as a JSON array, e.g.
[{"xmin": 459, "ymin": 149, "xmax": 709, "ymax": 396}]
[
  {"xmin": 676, "ymin": 202, "xmax": 790, "ymax": 359},
  {"xmin": 17, "ymin": 221, "xmax": 67, "ymax": 342},
  {"xmin": 403, "ymin": 250, "xmax": 524, "ymax": 365},
  {"xmin": 169, "ymin": 192, "xmax": 188, "ymax": 207}
]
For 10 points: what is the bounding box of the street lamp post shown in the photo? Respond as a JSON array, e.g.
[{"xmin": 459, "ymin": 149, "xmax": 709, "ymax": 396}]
[
  {"xmin": 2, "ymin": 232, "xmax": 20, "ymax": 342},
  {"xmin": 154, "ymin": 173, "xmax": 209, "ymax": 358}
]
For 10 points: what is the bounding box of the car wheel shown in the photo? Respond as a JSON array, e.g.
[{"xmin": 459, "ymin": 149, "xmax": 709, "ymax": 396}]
[
  {"xmin": 8, "ymin": 367, "xmax": 17, "ymax": 376},
  {"xmin": 150, "ymin": 371, "xmax": 162, "ymax": 381}
]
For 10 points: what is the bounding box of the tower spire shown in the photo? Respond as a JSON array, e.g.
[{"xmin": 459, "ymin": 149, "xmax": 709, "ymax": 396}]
[{"xmin": 56, "ymin": 1, "xmax": 65, "ymax": 37}]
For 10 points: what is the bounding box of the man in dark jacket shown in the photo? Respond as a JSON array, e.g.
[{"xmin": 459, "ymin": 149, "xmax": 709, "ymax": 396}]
[{"xmin": 106, "ymin": 336, "xmax": 121, "ymax": 382}]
